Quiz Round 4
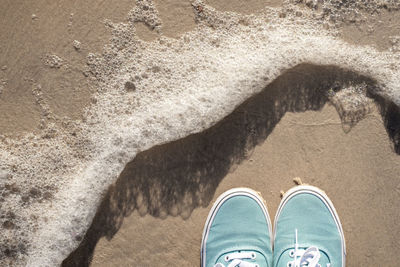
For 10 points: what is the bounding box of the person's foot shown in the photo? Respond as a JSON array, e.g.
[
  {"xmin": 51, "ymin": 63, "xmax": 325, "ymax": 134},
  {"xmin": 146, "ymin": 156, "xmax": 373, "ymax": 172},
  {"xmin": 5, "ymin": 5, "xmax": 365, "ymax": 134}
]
[
  {"xmin": 201, "ymin": 188, "xmax": 273, "ymax": 267},
  {"xmin": 273, "ymin": 185, "xmax": 346, "ymax": 267}
]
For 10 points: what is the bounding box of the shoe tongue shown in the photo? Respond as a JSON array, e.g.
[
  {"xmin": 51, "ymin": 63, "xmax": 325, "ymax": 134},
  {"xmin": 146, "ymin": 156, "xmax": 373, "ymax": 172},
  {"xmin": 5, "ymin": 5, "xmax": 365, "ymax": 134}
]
[
  {"xmin": 215, "ymin": 250, "xmax": 269, "ymax": 267},
  {"xmin": 276, "ymin": 247, "xmax": 331, "ymax": 267}
]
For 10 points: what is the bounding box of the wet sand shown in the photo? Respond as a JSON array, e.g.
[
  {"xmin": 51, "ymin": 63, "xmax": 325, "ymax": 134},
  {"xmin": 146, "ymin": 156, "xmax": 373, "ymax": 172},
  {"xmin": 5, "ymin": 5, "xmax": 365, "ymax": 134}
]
[
  {"xmin": 1, "ymin": 1, "xmax": 400, "ymax": 266},
  {"xmin": 0, "ymin": 0, "xmax": 135, "ymax": 135},
  {"xmin": 89, "ymin": 104, "xmax": 400, "ymax": 266},
  {"xmin": 1, "ymin": 0, "xmax": 399, "ymax": 136}
]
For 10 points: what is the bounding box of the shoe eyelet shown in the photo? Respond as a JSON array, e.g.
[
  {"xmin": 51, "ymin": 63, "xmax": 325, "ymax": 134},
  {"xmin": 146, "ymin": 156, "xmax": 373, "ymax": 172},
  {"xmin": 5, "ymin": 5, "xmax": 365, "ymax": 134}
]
[
  {"xmin": 289, "ymin": 250, "xmax": 295, "ymax": 257},
  {"xmin": 224, "ymin": 255, "xmax": 230, "ymax": 262},
  {"xmin": 251, "ymin": 252, "xmax": 256, "ymax": 259}
]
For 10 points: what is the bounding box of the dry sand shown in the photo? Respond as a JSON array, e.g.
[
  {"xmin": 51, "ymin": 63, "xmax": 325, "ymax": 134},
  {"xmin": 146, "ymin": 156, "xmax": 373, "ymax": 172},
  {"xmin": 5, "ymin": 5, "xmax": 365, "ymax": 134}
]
[
  {"xmin": 1, "ymin": 0, "xmax": 400, "ymax": 266},
  {"xmin": 82, "ymin": 104, "xmax": 400, "ymax": 266}
]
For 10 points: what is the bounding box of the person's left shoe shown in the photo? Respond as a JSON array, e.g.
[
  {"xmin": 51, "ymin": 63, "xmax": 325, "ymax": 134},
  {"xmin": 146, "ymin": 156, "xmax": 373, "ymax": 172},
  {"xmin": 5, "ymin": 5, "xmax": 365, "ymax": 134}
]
[{"xmin": 201, "ymin": 188, "xmax": 273, "ymax": 267}]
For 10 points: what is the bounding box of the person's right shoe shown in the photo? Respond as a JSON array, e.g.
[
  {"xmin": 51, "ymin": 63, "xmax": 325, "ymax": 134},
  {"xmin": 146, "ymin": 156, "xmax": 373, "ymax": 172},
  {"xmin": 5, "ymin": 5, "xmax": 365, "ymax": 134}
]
[{"xmin": 273, "ymin": 185, "xmax": 346, "ymax": 267}]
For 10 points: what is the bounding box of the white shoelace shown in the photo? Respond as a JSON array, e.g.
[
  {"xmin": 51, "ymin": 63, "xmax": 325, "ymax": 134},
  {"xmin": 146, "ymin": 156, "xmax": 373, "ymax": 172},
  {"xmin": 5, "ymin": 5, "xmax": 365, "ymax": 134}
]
[
  {"xmin": 287, "ymin": 229, "xmax": 330, "ymax": 267},
  {"xmin": 214, "ymin": 251, "xmax": 260, "ymax": 267}
]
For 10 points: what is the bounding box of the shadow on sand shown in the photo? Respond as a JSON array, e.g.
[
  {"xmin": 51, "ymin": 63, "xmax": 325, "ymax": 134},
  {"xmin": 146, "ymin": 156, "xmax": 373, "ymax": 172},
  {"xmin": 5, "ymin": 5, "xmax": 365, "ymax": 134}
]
[{"xmin": 62, "ymin": 64, "xmax": 400, "ymax": 266}]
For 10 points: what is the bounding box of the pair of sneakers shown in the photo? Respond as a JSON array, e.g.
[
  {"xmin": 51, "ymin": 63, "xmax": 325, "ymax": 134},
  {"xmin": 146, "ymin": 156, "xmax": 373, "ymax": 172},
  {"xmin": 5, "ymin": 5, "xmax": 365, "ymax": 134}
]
[{"xmin": 201, "ymin": 186, "xmax": 345, "ymax": 267}]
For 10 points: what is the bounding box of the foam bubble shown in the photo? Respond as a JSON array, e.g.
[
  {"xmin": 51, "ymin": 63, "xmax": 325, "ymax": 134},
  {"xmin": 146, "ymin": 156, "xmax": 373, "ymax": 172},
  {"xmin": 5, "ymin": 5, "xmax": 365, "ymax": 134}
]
[{"xmin": 329, "ymin": 83, "xmax": 374, "ymax": 132}]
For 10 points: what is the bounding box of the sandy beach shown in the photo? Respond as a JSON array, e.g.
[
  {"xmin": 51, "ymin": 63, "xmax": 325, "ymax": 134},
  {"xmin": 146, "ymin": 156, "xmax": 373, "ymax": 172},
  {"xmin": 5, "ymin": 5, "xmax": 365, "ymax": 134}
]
[
  {"xmin": 1, "ymin": 0, "xmax": 400, "ymax": 266},
  {"xmin": 84, "ymin": 104, "xmax": 400, "ymax": 266}
]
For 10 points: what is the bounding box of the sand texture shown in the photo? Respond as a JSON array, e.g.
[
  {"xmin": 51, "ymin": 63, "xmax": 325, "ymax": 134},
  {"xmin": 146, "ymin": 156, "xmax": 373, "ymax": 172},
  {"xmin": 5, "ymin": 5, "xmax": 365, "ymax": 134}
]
[
  {"xmin": 0, "ymin": 0, "xmax": 400, "ymax": 266},
  {"xmin": 87, "ymin": 104, "xmax": 400, "ymax": 266}
]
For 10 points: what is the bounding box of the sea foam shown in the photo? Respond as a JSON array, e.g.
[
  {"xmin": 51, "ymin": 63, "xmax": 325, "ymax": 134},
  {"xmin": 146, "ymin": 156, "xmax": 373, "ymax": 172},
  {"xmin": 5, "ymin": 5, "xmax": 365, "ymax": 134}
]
[{"xmin": 1, "ymin": 0, "xmax": 400, "ymax": 266}]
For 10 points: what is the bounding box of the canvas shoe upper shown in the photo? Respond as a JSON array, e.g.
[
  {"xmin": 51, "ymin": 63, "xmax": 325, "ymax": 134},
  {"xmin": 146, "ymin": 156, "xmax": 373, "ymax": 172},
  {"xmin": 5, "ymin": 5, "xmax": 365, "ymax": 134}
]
[
  {"xmin": 273, "ymin": 185, "xmax": 346, "ymax": 267},
  {"xmin": 201, "ymin": 188, "xmax": 273, "ymax": 267}
]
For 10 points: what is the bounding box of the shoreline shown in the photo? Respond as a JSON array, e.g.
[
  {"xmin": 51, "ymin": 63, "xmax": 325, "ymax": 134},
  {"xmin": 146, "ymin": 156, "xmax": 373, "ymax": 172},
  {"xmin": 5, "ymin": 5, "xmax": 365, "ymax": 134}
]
[{"xmin": 1, "ymin": 1, "xmax": 400, "ymax": 266}]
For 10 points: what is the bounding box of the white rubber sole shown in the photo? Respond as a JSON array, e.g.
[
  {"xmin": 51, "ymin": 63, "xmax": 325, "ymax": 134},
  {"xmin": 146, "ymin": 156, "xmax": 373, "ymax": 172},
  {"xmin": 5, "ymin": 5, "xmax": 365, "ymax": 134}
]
[
  {"xmin": 201, "ymin": 188, "xmax": 273, "ymax": 267},
  {"xmin": 273, "ymin": 185, "xmax": 346, "ymax": 267}
]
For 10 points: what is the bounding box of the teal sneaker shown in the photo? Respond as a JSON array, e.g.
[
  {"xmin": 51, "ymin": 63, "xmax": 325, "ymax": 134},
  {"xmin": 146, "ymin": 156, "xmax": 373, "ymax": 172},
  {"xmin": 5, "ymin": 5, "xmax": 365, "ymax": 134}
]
[
  {"xmin": 201, "ymin": 188, "xmax": 273, "ymax": 267},
  {"xmin": 273, "ymin": 185, "xmax": 346, "ymax": 267}
]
